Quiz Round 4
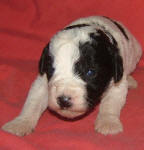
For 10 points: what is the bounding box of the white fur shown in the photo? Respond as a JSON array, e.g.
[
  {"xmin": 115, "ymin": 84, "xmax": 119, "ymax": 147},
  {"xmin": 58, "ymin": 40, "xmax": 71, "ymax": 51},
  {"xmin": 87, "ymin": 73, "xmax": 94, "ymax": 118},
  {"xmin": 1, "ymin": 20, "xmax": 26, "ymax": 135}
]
[
  {"xmin": 95, "ymin": 75, "xmax": 128, "ymax": 135},
  {"xmin": 2, "ymin": 74, "xmax": 48, "ymax": 136},
  {"xmin": 2, "ymin": 16, "xmax": 142, "ymax": 136}
]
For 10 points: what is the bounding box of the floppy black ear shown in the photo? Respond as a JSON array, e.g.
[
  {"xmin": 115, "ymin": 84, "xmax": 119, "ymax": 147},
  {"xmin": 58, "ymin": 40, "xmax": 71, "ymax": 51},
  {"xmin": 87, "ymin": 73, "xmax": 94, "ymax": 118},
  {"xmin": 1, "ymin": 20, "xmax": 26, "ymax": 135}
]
[
  {"xmin": 113, "ymin": 52, "xmax": 123, "ymax": 83},
  {"xmin": 39, "ymin": 43, "xmax": 55, "ymax": 80},
  {"xmin": 39, "ymin": 43, "xmax": 50, "ymax": 75}
]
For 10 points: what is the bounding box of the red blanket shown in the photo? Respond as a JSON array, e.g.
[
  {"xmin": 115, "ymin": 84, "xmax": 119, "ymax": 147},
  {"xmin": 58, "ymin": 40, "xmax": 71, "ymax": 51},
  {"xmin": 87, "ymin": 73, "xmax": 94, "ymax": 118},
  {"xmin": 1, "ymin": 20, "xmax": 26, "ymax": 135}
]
[{"xmin": 0, "ymin": 0, "xmax": 144, "ymax": 149}]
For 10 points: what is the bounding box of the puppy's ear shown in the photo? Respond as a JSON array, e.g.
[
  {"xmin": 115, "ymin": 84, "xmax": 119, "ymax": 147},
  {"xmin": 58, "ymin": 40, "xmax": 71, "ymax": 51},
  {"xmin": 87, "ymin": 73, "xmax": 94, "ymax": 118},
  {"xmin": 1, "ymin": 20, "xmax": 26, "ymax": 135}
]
[
  {"xmin": 113, "ymin": 52, "xmax": 123, "ymax": 83},
  {"xmin": 39, "ymin": 43, "xmax": 50, "ymax": 75}
]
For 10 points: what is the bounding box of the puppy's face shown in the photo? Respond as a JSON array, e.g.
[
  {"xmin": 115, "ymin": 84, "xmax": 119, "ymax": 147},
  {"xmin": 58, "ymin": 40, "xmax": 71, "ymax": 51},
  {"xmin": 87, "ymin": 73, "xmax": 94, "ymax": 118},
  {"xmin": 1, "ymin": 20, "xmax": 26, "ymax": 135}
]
[{"xmin": 39, "ymin": 26, "xmax": 123, "ymax": 118}]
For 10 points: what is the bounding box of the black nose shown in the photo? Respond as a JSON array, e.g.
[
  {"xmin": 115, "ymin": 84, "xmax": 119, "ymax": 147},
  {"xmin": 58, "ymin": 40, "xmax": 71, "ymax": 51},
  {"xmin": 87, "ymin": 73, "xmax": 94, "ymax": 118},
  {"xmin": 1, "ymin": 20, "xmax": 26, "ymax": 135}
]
[{"xmin": 57, "ymin": 95, "xmax": 72, "ymax": 109}]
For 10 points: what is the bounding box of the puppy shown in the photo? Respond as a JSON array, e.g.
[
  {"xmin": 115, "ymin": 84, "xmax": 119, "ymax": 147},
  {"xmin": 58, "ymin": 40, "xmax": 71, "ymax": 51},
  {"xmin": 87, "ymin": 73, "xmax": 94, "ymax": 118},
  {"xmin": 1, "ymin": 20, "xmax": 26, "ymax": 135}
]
[{"xmin": 2, "ymin": 16, "xmax": 142, "ymax": 136}]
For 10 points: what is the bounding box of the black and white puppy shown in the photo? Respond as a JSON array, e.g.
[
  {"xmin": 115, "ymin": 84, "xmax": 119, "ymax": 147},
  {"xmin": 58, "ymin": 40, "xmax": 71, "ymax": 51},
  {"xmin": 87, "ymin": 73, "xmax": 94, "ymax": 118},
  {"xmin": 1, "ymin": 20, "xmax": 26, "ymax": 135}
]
[{"xmin": 2, "ymin": 16, "xmax": 142, "ymax": 136}]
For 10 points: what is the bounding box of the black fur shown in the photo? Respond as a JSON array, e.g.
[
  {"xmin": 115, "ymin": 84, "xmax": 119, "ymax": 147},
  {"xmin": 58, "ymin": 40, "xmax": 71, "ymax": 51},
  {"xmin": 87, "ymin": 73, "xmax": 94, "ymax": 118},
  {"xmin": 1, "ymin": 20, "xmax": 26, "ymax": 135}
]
[
  {"xmin": 103, "ymin": 16, "xmax": 129, "ymax": 40},
  {"xmin": 74, "ymin": 29, "xmax": 123, "ymax": 108},
  {"xmin": 39, "ymin": 43, "xmax": 55, "ymax": 80},
  {"xmin": 64, "ymin": 24, "xmax": 90, "ymax": 30}
]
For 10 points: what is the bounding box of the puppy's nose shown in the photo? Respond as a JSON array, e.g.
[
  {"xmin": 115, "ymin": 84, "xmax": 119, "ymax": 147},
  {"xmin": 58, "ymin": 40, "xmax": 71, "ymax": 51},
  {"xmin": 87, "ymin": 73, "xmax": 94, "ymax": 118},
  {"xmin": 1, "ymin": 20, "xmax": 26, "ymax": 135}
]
[{"xmin": 57, "ymin": 95, "xmax": 72, "ymax": 109}]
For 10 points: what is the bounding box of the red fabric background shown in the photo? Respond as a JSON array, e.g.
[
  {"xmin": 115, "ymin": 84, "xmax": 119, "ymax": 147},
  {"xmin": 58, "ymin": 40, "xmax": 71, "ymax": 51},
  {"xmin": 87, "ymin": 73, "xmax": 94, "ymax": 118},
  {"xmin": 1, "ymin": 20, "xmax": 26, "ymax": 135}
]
[{"xmin": 0, "ymin": 0, "xmax": 144, "ymax": 149}]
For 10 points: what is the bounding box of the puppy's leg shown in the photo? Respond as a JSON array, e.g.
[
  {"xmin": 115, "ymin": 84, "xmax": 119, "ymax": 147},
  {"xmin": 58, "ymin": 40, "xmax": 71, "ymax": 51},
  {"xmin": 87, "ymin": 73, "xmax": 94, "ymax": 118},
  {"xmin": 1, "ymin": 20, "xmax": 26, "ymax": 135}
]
[
  {"xmin": 127, "ymin": 75, "xmax": 137, "ymax": 89},
  {"xmin": 95, "ymin": 76, "xmax": 128, "ymax": 135},
  {"xmin": 2, "ymin": 74, "xmax": 48, "ymax": 136}
]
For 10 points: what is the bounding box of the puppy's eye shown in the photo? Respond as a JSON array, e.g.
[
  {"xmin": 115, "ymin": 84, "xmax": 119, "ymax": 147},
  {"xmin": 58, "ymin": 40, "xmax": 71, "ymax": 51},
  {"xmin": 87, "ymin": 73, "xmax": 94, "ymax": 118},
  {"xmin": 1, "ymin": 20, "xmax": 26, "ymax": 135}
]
[{"xmin": 86, "ymin": 70, "xmax": 95, "ymax": 77}]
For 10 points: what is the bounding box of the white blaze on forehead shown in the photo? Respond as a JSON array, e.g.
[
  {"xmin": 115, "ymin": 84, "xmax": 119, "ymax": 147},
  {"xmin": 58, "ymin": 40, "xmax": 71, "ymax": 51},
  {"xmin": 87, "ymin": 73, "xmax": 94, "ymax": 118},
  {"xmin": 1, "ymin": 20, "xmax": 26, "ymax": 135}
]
[
  {"xmin": 49, "ymin": 29, "xmax": 91, "ymax": 76},
  {"xmin": 53, "ymin": 43, "xmax": 79, "ymax": 75}
]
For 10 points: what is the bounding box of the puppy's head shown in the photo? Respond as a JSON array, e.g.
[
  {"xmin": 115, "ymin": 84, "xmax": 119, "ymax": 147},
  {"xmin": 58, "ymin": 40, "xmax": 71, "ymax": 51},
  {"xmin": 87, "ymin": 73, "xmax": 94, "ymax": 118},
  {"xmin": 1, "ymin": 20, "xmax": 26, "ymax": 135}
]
[{"xmin": 39, "ymin": 25, "xmax": 123, "ymax": 119}]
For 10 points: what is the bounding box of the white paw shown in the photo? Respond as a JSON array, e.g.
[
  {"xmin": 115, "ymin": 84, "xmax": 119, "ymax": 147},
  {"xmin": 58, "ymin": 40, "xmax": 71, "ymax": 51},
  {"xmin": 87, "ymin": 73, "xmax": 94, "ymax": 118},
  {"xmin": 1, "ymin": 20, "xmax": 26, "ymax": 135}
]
[
  {"xmin": 95, "ymin": 115, "xmax": 123, "ymax": 135},
  {"xmin": 2, "ymin": 117, "xmax": 35, "ymax": 136}
]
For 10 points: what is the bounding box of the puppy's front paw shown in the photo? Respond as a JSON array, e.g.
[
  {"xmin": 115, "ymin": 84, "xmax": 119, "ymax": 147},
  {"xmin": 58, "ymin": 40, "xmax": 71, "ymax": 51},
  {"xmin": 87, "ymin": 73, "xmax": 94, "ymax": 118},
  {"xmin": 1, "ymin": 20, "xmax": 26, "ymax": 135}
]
[
  {"xmin": 2, "ymin": 117, "xmax": 34, "ymax": 136},
  {"xmin": 94, "ymin": 115, "xmax": 123, "ymax": 135}
]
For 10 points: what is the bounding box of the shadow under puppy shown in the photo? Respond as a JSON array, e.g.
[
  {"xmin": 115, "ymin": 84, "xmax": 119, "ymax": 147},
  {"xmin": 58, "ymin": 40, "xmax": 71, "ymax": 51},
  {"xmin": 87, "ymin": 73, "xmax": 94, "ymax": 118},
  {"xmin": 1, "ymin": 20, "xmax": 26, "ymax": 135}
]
[{"xmin": 2, "ymin": 16, "xmax": 142, "ymax": 136}]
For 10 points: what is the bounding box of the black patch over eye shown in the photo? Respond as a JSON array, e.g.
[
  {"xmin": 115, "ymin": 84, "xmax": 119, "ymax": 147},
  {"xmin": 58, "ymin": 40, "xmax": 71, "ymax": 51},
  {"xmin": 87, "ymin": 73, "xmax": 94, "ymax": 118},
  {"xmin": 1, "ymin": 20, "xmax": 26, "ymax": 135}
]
[
  {"xmin": 74, "ymin": 58, "xmax": 98, "ymax": 82},
  {"xmin": 75, "ymin": 29, "xmax": 123, "ymax": 109}
]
